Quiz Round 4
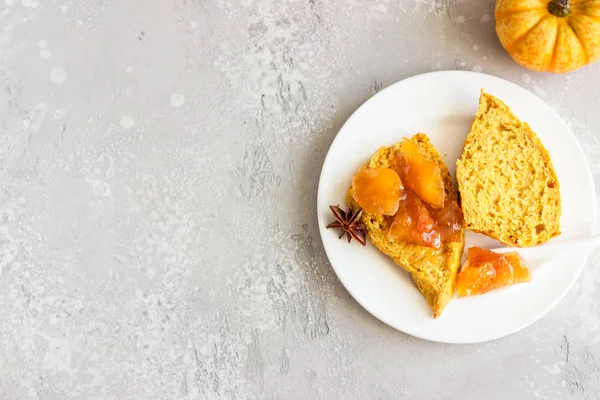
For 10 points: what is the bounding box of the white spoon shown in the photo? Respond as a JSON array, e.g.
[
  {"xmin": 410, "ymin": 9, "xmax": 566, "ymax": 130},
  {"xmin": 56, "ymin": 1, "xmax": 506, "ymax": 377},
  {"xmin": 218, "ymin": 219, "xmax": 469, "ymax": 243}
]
[{"xmin": 487, "ymin": 234, "xmax": 600, "ymax": 266}]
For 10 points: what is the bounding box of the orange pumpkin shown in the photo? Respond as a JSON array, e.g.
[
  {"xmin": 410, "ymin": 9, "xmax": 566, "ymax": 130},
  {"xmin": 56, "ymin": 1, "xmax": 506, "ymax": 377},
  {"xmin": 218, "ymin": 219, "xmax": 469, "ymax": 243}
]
[{"xmin": 495, "ymin": 0, "xmax": 600, "ymax": 73}]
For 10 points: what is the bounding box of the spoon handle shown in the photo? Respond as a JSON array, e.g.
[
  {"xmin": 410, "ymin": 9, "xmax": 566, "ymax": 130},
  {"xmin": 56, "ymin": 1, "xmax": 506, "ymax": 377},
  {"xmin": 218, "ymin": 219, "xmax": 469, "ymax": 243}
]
[{"xmin": 490, "ymin": 234, "xmax": 600, "ymax": 256}]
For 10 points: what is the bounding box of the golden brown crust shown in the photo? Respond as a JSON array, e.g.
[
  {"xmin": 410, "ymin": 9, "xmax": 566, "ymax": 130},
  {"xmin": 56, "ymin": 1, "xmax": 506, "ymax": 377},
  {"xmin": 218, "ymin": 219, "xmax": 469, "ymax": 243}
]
[{"xmin": 347, "ymin": 133, "xmax": 465, "ymax": 318}]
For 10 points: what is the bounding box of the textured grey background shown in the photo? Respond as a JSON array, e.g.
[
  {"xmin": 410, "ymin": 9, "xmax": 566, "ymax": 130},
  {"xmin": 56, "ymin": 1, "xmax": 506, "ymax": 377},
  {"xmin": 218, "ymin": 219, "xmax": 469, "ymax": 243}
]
[{"xmin": 1, "ymin": 0, "xmax": 600, "ymax": 399}]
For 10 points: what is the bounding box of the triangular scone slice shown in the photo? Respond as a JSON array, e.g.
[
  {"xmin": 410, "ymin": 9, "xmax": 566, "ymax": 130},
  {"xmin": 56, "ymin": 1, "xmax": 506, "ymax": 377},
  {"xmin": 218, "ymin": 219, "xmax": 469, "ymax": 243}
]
[
  {"xmin": 456, "ymin": 91, "xmax": 561, "ymax": 247},
  {"xmin": 347, "ymin": 134, "xmax": 465, "ymax": 318}
]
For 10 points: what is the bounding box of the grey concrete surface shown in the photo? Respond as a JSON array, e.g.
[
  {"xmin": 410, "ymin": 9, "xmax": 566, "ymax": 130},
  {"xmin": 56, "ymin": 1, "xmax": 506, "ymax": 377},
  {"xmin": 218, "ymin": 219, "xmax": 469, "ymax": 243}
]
[{"xmin": 1, "ymin": 0, "xmax": 600, "ymax": 399}]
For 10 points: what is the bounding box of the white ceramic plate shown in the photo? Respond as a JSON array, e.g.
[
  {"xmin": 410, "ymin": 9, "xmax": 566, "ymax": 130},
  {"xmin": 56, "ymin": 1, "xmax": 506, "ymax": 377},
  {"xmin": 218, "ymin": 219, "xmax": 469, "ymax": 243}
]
[{"xmin": 317, "ymin": 71, "xmax": 596, "ymax": 344}]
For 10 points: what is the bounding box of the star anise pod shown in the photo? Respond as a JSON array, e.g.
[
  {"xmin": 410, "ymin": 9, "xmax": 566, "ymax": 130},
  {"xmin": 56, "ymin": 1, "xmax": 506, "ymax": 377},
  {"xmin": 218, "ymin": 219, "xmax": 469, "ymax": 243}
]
[{"xmin": 327, "ymin": 205, "xmax": 367, "ymax": 246}]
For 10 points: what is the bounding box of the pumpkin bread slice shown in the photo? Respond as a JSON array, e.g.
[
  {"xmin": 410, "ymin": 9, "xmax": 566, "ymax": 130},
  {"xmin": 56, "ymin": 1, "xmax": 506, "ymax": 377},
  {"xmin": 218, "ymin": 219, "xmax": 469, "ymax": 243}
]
[
  {"xmin": 347, "ymin": 134, "xmax": 465, "ymax": 318},
  {"xmin": 456, "ymin": 91, "xmax": 561, "ymax": 247}
]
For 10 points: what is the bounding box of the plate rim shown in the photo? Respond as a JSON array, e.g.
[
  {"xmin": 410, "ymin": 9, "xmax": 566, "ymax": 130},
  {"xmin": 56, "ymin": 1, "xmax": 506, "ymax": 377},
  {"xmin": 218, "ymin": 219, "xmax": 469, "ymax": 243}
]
[{"xmin": 316, "ymin": 70, "xmax": 597, "ymax": 344}]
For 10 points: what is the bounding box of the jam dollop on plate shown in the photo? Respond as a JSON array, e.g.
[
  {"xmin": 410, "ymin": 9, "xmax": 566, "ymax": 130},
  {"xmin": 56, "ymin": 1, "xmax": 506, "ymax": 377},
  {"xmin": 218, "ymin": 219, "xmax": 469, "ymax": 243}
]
[{"xmin": 456, "ymin": 247, "xmax": 532, "ymax": 297}]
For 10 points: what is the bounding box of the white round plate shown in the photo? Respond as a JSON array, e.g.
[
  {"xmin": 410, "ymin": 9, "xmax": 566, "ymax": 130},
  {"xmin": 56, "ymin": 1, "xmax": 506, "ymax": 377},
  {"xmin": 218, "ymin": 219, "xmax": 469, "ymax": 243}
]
[{"xmin": 317, "ymin": 71, "xmax": 596, "ymax": 344}]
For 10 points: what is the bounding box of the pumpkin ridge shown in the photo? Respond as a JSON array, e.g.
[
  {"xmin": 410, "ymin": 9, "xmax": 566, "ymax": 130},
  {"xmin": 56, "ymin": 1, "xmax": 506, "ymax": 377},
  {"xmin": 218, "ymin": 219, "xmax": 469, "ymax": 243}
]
[
  {"xmin": 505, "ymin": 14, "xmax": 552, "ymax": 52},
  {"xmin": 565, "ymin": 16, "xmax": 590, "ymax": 62},
  {"xmin": 495, "ymin": 7, "xmax": 548, "ymax": 20},
  {"xmin": 496, "ymin": 7, "xmax": 548, "ymax": 19},
  {"xmin": 548, "ymin": 23, "xmax": 562, "ymax": 70},
  {"xmin": 571, "ymin": 11, "xmax": 600, "ymax": 22}
]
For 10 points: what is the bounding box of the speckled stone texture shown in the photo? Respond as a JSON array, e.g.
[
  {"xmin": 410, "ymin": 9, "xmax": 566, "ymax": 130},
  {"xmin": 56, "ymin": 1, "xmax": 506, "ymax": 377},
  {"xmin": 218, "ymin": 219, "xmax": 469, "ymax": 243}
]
[{"xmin": 1, "ymin": 0, "xmax": 599, "ymax": 399}]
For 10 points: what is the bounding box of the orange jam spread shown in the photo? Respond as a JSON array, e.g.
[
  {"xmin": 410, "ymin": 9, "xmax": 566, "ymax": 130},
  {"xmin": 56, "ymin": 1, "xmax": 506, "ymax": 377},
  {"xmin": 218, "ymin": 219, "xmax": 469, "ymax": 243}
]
[
  {"xmin": 395, "ymin": 138, "xmax": 445, "ymax": 209},
  {"xmin": 456, "ymin": 247, "xmax": 531, "ymax": 297},
  {"xmin": 352, "ymin": 168, "xmax": 404, "ymax": 215},
  {"xmin": 388, "ymin": 192, "xmax": 441, "ymax": 249},
  {"xmin": 351, "ymin": 138, "xmax": 463, "ymax": 248},
  {"xmin": 433, "ymin": 201, "xmax": 463, "ymax": 243}
]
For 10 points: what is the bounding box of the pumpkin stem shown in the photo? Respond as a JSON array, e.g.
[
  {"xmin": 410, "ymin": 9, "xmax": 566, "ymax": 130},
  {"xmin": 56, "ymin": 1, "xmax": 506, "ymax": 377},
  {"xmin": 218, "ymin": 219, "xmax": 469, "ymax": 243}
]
[{"xmin": 548, "ymin": 0, "xmax": 571, "ymax": 17}]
